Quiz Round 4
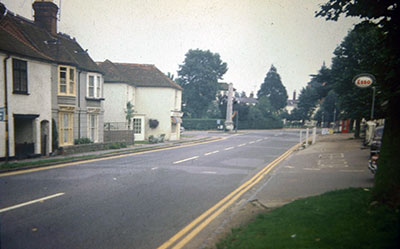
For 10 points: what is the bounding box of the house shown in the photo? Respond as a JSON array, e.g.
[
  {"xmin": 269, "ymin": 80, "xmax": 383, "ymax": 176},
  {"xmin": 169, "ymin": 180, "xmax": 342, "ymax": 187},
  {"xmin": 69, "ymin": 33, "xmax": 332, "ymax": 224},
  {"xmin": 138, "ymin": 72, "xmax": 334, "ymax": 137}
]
[
  {"xmin": 0, "ymin": 7, "xmax": 54, "ymax": 159},
  {"xmin": 236, "ymin": 93, "xmax": 258, "ymax": 106},
  {"xmin": 98, "ymin": 60, "xmax": 183, "ymax": 141},
  {"xmin": 0, "ymin": 1, "xmax": 104, "ymax": 159}
]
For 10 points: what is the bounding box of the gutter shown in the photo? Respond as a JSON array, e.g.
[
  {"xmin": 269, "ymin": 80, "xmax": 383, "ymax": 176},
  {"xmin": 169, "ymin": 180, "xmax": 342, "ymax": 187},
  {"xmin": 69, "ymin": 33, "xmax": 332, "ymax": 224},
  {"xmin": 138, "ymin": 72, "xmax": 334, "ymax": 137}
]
[{"xmin": 3, "ymin": 54, "xmax": 10, "ymax": 161}]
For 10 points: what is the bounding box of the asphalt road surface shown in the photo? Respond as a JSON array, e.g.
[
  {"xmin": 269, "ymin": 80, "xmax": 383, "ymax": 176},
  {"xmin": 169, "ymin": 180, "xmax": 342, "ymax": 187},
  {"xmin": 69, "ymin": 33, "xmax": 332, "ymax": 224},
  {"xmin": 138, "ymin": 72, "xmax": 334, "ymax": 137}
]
[{"xmin": 0, "ymin": 130, "xmax": 300, "ymax": 249}]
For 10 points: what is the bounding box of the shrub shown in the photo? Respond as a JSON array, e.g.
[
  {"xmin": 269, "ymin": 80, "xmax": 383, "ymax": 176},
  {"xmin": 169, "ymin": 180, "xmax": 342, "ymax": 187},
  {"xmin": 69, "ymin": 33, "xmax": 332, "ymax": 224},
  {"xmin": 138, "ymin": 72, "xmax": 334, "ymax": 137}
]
[
  {"xmin": 74, "ymin": 137, "xmax": 93, "ymax": 145},
  {"xmin": 182, "ymin": 118, "xmax": 224, "ymax": 130}
]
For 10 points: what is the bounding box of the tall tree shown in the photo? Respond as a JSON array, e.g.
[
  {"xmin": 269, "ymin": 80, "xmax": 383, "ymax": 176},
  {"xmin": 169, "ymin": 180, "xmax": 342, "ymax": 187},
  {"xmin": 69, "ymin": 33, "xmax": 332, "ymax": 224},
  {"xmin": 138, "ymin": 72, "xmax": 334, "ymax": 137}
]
[
  {"xmin": 294, "ymin": 85, "xmax": 319, "ymax": 123},
  {"xmin": 177, "ymin": 49, "xmax": 228, "ymax": 118},
  {"xmin": 317, "ymin": 0, "xmax": 400, "ymax": 206},
  {"xmin": 257, "ymin": 65, "xmax": 288, "ymax": 112}
]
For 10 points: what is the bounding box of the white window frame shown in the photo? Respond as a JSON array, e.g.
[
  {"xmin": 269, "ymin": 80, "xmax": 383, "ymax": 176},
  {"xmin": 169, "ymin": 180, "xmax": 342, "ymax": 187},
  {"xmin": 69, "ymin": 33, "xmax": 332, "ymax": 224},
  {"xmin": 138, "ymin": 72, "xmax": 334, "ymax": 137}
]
[{"xmin": 87, "ymin": 73, "xmax": 102, "ymax": 98}]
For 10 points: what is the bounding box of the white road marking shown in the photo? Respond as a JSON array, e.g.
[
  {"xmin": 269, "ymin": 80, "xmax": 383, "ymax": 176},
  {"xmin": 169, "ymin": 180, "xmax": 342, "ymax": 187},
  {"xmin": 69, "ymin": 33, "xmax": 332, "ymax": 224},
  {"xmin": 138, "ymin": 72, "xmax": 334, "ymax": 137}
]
[
  {"xmin": 238, "ymin": 143, "xmax": 247, "ymax": 147},
  {"xmin": 256, "ymin": 139, "xmax": 263, "ymax": 142},
  {"xmin": 284, "ymin": 166, "xmax": 295, "ymax": 169},
  {"xmin": 303, "ymin": 168, "xmax": 321, "ymax": 171},
  {"xmin": 0, "ymin": 193, "xmax": 65, "ymax": 213},
  {"xmin": 204, "ymin": 150, "xmax": 219, "ymax": 156},
  {"xmin": 341, "ymin": 153, "xmax": 344, "ymax": 158},
  {"xmin": 248, "ymin": 141, "xmax": 255, "ymax": 144},
  {"xmin": 173, "ymin": 156, "xmax": 199, "ymax": 164},
  {"xmin": 224, "ymin": 147, "xmax": 234, "ymax": 151},
  {"xmin": 202, "ymin": 171, "xmax": 217, "ymax": 174},
  {"xmin": 151, "ymin": 167, "xmax": 159, "ymax": 170}
]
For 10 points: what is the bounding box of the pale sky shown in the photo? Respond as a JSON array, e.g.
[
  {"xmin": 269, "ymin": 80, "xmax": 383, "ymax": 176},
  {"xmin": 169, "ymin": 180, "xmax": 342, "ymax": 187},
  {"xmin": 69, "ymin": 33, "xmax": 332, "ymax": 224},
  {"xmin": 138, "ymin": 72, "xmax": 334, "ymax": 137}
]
[{"xmin": 2, "ymin": 0, "xmax": 358, "ymax": 97}]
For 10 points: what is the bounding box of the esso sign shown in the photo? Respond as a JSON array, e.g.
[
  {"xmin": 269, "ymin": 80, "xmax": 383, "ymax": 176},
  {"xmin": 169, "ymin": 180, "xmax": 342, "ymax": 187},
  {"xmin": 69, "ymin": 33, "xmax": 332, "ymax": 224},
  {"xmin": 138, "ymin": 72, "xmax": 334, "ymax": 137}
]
[{"xmin": 353, "ymin": 73, "xmax": 375, "ymax": 88}]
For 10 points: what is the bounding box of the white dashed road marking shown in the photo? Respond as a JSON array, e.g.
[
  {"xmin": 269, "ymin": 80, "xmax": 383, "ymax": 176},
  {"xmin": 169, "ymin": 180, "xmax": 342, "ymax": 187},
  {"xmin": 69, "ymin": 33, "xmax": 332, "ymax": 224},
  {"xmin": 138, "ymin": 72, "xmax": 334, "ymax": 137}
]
[
  {"xmin": 224, "ymin": 147, "xmax": 234, "ymax": 151},
  {"xmin": 173, "ymin": 156, "xmax": 199, "ymax": 164},
  {"xmin": 204, "ymin": 150, "xmax": 219, "ymax": 156},
  {"xmin": 0, "ymin": 193, "xmax": 65, "ymax": 213}
]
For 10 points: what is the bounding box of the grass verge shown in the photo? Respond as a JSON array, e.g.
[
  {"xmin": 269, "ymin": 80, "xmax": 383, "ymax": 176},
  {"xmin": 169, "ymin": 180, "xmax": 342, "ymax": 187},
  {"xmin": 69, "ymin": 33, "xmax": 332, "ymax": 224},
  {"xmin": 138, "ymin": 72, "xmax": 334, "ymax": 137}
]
[{"xmin": 217, "ymin": 188, "xmax": 399, "ymax": 249}]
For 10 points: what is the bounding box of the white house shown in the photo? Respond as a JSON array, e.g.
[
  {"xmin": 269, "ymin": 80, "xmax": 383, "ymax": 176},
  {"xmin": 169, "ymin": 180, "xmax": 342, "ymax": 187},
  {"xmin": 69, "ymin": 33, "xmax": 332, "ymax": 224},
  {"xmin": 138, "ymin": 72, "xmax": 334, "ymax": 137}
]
[
  {"xmin": 98, "ymin": 60, "xmax": 183, "ymax": 141},
  {"xmin": 0, "ymin": 1, "xmax": 105, "ymax": 159},
  {"xmin": 0, "ymin": 21, "xmax": 53, "ymax": 159}
]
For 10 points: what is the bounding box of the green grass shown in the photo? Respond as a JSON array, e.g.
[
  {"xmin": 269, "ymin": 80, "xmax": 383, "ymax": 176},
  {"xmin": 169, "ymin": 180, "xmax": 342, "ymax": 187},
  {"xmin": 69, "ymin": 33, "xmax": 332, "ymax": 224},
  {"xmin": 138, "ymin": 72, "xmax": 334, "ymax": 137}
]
[{"xmin": 217, "ymin": 188, "xmax": 399, "ymax": 249}]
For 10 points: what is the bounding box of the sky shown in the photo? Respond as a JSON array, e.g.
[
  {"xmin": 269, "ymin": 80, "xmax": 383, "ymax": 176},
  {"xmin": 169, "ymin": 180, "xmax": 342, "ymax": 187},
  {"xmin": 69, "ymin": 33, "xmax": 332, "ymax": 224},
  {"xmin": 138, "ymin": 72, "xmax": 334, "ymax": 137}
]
[{"xmin": 2, "ymin": 0, "xmax": 358, "ymax": 98}]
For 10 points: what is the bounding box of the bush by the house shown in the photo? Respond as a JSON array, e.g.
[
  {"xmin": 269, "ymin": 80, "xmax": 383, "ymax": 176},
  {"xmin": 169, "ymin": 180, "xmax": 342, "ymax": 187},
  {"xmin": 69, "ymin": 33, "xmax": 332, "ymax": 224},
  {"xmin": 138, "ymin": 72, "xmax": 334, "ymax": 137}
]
[{"xmin": 74, "ymin": 137, "xmax": 93, "ymax": 145}]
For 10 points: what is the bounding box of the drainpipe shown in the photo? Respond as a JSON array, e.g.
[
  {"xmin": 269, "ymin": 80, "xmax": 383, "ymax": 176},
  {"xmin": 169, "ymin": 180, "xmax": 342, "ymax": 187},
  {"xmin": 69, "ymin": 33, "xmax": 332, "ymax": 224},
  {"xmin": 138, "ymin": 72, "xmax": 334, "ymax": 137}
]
[
  {"xmin": 78, "ymin": 70, "xmax": 81, "ymax": 138},
  {"xmin": 3, "ymin": 54, "xmax": 10, "ymax": 161}
]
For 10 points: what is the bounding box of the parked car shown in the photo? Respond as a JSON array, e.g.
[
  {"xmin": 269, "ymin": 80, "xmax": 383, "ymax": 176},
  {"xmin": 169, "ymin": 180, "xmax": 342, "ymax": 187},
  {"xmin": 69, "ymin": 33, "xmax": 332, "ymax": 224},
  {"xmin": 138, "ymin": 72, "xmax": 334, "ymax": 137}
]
[{"xmin": 368, "ymin": 126, "xmax": 384, "ymax": 174}]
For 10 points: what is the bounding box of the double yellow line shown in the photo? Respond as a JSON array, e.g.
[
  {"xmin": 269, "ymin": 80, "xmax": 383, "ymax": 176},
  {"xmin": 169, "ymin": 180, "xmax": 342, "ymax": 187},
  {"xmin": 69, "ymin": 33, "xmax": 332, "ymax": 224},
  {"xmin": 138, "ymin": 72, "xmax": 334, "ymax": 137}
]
[{"xmin": 158, "ymin": 143, "xmax": 301, "ymax": 249}]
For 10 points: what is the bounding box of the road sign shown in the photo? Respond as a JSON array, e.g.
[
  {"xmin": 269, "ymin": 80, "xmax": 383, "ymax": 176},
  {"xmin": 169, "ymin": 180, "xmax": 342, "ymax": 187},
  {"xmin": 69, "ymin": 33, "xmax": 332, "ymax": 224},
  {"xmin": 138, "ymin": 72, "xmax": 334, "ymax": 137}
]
[{"xmin": 353, "ymin": 73, "xmax": 375, "ymax": 88}]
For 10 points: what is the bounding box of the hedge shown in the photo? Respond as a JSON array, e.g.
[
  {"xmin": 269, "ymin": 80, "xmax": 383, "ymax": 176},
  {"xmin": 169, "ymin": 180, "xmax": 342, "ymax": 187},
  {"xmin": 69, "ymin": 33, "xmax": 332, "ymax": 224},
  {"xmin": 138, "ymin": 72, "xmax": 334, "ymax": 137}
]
[
  {"xmin": 182, "ymin": 118, "xmax": 224, "ymax": 130},
  {"xmin": 237, "ymin": 118, "xmax": 283, "ymax": 129},
  {"xmin": 182, "ymin": 118, "xmax": 283, "ymax": 130}
]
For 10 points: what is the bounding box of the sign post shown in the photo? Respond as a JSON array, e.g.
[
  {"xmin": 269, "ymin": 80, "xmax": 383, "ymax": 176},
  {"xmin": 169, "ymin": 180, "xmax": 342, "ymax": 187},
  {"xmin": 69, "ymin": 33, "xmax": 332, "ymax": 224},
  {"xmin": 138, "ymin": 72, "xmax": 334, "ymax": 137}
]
[{"xmin": 352, "ymin": 73, "xmax": 376, "ymax": 120}]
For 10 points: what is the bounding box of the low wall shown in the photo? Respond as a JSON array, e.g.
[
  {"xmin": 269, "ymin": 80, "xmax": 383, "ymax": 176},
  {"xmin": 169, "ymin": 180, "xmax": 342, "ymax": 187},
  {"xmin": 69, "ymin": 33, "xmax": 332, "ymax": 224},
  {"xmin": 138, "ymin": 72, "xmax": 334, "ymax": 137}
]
[{"xmin": 104, "ymin": 130, "xmax": 135, "ymax": 144}]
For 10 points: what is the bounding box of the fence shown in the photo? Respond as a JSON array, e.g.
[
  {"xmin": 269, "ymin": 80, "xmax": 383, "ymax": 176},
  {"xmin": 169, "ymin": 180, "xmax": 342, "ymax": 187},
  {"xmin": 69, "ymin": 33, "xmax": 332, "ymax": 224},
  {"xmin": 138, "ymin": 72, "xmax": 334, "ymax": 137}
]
[
  {"xmin": 299, "ymin": 127, "xmax": 317, "ymax": 147},
  {"xmin": 103, "ymin": 122, "xmax": 135, "ymax": 144},
  {"xmin": 104, "ymin": 122, "xmax": 132, "ymax": 131}
]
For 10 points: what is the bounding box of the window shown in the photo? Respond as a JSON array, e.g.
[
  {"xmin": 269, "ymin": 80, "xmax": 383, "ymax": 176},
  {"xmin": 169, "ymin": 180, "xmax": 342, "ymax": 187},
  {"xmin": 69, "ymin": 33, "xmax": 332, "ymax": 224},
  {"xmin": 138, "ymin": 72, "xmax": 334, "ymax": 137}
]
[
  {"xmin": 58, "ymin": 66, "xmax": 76, "ymax": 96},
  {"xmin": 12, "ymin": 59, "xmax": 28, "ymax": 94},
  {"xmin": 88, "ymin": 76, "xmax": 95, "ymax": 97},
  {"xmin": 87, "ymin": 74, "xmax": 102, "ymax": 98},
  {"xmin": 133, "ymin": 118, "xmax": 142, "ymax": 134},
  {"xmin": 58, "ymin": 112, "xmax": 74, "ymax": 146},
  {"xmin": 88, "ymin": 114, "xmax": 98, "ymax": 142},
  {"xmin": 96, "ymin": 76, "xmax": 101, "ymax": 98}
]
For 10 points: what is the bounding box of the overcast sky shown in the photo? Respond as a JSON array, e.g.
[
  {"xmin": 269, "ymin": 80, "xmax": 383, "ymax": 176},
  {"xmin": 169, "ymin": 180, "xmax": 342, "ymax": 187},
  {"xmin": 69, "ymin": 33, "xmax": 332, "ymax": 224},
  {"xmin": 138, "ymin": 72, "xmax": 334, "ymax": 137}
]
[{"xmin": 2, "ymin": 0, "xmax": 358, "ymax": 98}]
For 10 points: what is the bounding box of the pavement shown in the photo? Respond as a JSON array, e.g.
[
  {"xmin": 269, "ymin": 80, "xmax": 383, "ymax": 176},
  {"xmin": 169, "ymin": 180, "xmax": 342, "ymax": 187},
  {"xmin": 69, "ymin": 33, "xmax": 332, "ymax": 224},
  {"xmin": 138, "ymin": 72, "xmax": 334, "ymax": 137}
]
[{"xmin": 189, "ymin": 132, "xmax": 374, "ymax": 249}]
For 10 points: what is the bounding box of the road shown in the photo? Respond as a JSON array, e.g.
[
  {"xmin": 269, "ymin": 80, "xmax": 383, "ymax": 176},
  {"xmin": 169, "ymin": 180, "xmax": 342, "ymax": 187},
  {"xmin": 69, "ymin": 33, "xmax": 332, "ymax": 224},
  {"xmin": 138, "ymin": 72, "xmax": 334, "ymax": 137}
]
[{"xmin": 0, "ymin": 130, "xmax": 300, "ymax": 249}]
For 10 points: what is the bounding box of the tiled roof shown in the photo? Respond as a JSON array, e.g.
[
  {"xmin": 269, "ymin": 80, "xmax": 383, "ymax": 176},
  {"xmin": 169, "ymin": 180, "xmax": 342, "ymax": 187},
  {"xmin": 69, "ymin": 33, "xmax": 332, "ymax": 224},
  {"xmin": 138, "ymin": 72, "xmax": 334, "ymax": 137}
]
[
  {"xmin": 0, "ymin": 12, "xmax": 102, "ymax": 73},
  {"xmin": 98, "ymin": 60, "xmax": 182, "ymax": 90}
]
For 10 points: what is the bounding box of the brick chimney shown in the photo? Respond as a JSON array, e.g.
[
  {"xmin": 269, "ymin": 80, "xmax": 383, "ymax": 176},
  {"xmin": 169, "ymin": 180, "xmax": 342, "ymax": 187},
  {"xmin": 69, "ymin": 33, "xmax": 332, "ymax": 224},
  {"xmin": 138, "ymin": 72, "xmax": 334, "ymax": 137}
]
[{"xmin": 33, "ymin": 0, "xmax": 58, "ymax": 36}]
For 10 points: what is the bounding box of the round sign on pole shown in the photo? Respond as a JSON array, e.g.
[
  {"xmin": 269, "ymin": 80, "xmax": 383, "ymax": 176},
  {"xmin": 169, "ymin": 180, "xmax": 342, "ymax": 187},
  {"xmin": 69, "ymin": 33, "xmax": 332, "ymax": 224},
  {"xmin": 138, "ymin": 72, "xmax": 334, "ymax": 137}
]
[{"xmin": 352, "ymin": 73, "xmax": 375, "ymax": 88}]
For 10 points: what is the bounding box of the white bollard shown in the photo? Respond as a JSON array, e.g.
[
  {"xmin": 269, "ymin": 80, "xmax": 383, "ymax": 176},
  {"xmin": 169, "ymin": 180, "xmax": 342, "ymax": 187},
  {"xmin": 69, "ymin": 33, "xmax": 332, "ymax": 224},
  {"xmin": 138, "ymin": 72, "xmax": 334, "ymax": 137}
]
[
  {"xmin": 312, "ymin": 127, "xmax": 317, "ymax": 144},
  {"xmin": 305, "ymin": 128, "xmax": 309, "ymax": 148},
  {"xmin": 299, "ymin": 130, "xmax": 303, "ymax": 145}
]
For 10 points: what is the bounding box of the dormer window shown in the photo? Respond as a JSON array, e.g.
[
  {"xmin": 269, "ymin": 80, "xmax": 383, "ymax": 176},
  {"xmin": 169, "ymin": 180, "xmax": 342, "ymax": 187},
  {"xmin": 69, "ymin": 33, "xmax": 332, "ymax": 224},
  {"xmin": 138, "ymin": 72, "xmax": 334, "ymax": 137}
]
[
  {"xmin": 87, "ymin": 73, "xmax": 102, "ymax": 98},
  {"xmin": 58, "ymin": 65, "xmax": 76, "ymax": 96}
]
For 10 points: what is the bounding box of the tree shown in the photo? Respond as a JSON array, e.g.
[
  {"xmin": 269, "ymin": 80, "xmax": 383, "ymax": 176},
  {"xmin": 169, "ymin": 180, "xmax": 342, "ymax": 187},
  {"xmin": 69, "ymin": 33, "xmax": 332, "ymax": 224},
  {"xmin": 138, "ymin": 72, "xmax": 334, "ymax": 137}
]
[
  {"xmin": 177, "ymin": 49, "xmax": 228, "ymax": 118},
  {"xmin": 257, "ymin": 65, "xmax": 288, "ymax": 112},
  {"xmin": 294, "ymin": 85, "xmax": 319, "ymax": 123},
  {"xmin": 317, "ymin": 0, "xmax": 400, "ymax": 206},
  {"xmin": 125, "ymin": 101, "xmax": 134, "ymax": 130}
]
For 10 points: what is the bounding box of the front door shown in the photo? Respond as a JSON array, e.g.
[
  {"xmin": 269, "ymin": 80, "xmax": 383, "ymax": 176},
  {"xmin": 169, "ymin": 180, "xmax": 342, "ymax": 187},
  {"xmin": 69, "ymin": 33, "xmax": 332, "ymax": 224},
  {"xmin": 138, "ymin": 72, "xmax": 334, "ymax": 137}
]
[{"xmin": 133, "ymin": 117, "xmax": 145, "ymax": 141}]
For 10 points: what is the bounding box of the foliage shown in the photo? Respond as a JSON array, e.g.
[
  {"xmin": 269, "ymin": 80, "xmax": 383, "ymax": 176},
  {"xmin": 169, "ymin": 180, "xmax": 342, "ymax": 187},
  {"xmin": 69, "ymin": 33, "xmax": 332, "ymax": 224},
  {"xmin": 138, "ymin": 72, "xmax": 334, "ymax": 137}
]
[
  {"xmin": 52, "ymin": 118, "xmax": 58, "ymax": 151},
  {"xmin": 74, "ymin": 137, "xmax": 93, "ymax": 145},
  {"xmin": 125, "ymin": 101, "xmax": 134, "ymax": 129},
  {"xmin": 205, "ymin": 100, "xmax": 222, "ymax": 118},
  {"xmin": 289, "ymin": 86, "xmax": 319, "ymax": 123},
  {"xmin": 257, "ymin": 65, "xmax": 288, "ymax": 112},
  {"xmin": 177, "ymin": 49, "xmax": 228, "ymax": 118},
  {"xmin": 309, "ymin": 63, "xmax": 332, "ymax": 100},
  {"xmin": 106, "ymin": 142, "xmax": 127, "ymax": 150},
  {"xmin": 217, "ymin": 188, "xmax": 399, "ymax": 249},
  {"xmin": 149, "ymin": 119, "xmax": 159, "ymax": 129},
  {"xmin": 182, "ymin": 118, "xmax": 224, "ymax": 130},
  {"xmin": 317, "ymin": 0, "xmax": 400, "ymax": 206},
  {"xmin": 331, "ymin": 22, "xmax": 386, "ymax": 121}
]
